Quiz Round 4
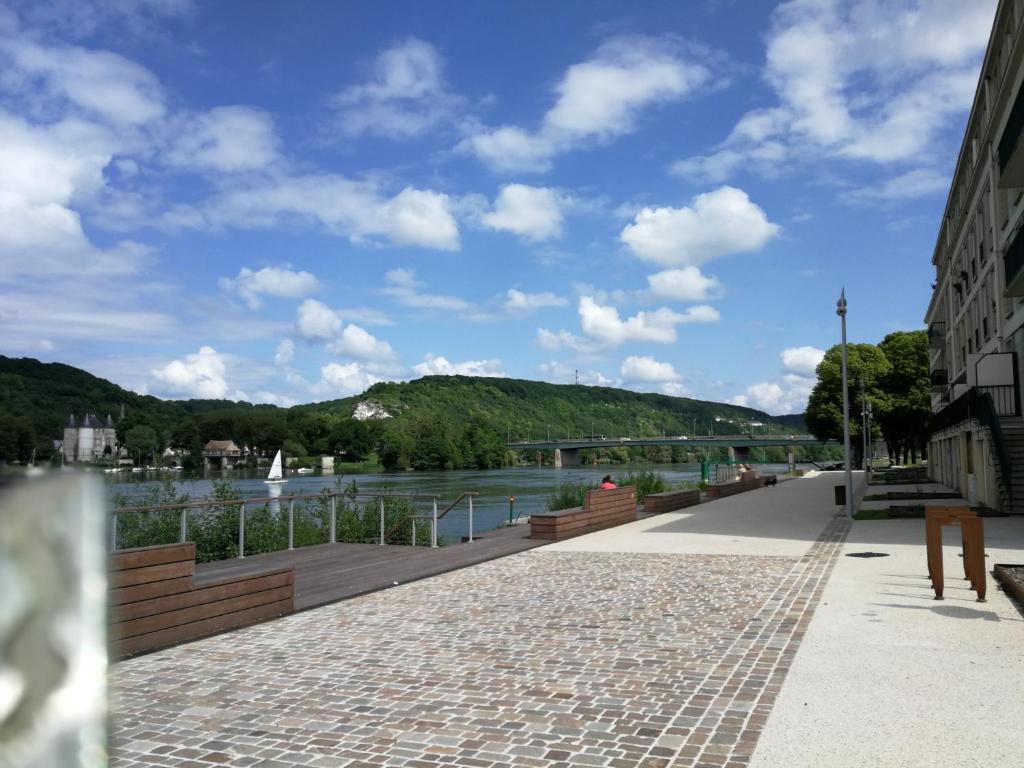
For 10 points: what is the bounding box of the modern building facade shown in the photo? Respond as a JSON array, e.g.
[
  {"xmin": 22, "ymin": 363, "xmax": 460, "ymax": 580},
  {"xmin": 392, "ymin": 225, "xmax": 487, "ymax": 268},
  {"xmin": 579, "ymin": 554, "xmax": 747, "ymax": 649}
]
[{"xmin": 925, "ymin": 0, "xmax": 1024, "ymax": 511}]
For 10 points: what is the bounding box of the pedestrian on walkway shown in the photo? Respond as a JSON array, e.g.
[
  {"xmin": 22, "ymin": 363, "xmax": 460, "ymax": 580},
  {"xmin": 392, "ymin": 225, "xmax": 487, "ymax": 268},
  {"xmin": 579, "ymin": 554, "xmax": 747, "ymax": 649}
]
[{"xmin": 599, "ymin": 475, "xmax": 617, "ymax": 489}]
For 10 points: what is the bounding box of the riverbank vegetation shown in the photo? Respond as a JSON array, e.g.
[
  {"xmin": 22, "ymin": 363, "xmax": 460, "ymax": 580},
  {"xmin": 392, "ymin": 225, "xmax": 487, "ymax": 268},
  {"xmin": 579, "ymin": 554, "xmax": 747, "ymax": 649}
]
[{"xmin": 112, "ymin": 477, "xmax": 423, "ymax": 561}]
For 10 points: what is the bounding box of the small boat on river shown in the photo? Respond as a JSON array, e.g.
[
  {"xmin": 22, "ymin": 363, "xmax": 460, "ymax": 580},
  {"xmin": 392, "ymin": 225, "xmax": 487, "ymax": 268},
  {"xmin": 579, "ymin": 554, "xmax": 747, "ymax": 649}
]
[{"xmin": 265, "ymin": 450, "xmax": 286, "ymax": 484}]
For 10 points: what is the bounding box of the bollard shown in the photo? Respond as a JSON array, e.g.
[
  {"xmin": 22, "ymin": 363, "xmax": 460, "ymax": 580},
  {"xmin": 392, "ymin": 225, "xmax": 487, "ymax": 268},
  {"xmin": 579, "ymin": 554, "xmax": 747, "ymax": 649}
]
[
  {"xmin": 288, "ymin": 499, "xmax": 294, "ymax": 550},
  {"xmin": 431, "ymin": 498, "xmax": 438, "ymax": 548},
  {"xmin": 238, "ymin": 502, "xmax": 246, "ymax": 558},
  {"xmin": 179, "ymin": 507, "xmax": 187, "ymax": 543},
  {"xmin": 379, "ymin": 496, "xmax": 386, "ymax": 545},
  {"xmin": 468, "ymin": 495, "xmax": 474, "ymax": 543},
  {"xmin": 330, "ymin": 495, "xmax": 337, "ymax": 544},
  {"xmin": 509, "ymin": 496, "xmax": 515, "ymax": 525}
]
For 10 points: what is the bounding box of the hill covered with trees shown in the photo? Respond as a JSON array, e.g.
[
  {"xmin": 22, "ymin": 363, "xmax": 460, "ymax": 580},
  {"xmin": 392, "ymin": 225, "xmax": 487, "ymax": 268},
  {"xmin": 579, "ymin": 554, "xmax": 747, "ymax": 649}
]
[{"xmin": 0, "ymin": 356, "xmax": 821, "ymax": 469}]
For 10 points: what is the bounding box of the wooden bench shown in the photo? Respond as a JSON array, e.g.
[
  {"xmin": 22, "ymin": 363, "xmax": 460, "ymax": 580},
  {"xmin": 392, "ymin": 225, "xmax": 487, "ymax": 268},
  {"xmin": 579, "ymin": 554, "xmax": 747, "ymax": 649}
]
[
  {"xmin": 530, "ymin": 486, "xmax": 637, "ymax": 541},
  {"xmin": 644, "ymin": 489, "xmax": 700, "ymax": 514},
  {"xmin": 109, "ymin": 542, "xmax": 294, "ymax": 658},
  {"xmin": 706, "ymin": 476, "xmax": 763, "ymax": 499}
]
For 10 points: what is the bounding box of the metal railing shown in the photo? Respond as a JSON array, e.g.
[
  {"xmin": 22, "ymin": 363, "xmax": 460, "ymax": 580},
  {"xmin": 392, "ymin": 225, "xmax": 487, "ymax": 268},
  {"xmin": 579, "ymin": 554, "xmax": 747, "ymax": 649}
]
[
  {"xmin": 975, "ymin": 384, "xmax": 1020, "ymax": 416},
  {"xmin": 110, "ymin": 490, "xmax": 479, "ymax": 560}
]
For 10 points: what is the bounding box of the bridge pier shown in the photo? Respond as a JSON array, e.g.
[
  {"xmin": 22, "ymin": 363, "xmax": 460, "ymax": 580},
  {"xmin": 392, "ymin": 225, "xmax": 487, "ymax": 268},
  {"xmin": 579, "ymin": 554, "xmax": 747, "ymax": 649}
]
[
  {"xmin": 788, "ymin": 450, "xmax": 796, "ymax": 473},
  {"xmin": 554, "ymin": 448, "xmax": 580, "ymax": 468}
]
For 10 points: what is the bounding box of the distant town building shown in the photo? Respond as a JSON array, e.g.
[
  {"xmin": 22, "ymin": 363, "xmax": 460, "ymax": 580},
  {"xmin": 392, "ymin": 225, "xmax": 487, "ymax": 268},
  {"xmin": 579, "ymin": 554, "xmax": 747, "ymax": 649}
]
[
  {"xmin": 925, "ymin": 0, "xmax": 1024, "ymax": 511},
  {"xmin": 62, "ymin": 414, "xmax": 118, "ymax": 463},
  {"xmin": 202, "ymin": 440, "xmax": 241, "ymax": 470}
]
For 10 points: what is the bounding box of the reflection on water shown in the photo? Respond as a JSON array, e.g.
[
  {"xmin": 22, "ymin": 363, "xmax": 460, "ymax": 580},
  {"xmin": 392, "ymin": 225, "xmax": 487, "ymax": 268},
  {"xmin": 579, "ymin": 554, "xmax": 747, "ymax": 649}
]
[{"xmin": 108, "ymin": 463, "xmax": 811, "ymax": 539}]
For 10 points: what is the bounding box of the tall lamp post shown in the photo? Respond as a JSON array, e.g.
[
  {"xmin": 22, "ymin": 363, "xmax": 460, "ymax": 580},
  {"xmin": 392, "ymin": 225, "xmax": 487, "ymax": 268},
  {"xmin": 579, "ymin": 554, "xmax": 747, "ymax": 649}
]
[{"xmin": 837, "ymin": 289, "xmax": 854, "ymax": 518}]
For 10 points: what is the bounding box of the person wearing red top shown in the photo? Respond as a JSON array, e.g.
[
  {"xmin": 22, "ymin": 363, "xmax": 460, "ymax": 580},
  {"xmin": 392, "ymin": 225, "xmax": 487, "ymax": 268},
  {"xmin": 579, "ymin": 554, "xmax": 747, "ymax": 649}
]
[{"xmin": 599, "ymin": 475, "xmax": 617, "ymax": 489}]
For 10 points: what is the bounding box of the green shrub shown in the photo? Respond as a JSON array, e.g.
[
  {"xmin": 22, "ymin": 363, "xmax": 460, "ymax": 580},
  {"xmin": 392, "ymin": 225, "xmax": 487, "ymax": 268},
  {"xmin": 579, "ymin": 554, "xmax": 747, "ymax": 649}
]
[
  {"xmin": 616, "ymin": 470, "xmax": 667, "ymax": 503},
  {"xmin": 547, "ymin": 482, "xmax": 588, "ymax": 511}
]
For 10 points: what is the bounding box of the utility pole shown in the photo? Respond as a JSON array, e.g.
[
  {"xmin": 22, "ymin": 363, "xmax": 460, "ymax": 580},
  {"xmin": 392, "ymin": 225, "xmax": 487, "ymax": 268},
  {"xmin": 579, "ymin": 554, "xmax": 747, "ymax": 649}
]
[{"xmin": 837, "ymin": 289, "xmax": 853, "ymax": 518}]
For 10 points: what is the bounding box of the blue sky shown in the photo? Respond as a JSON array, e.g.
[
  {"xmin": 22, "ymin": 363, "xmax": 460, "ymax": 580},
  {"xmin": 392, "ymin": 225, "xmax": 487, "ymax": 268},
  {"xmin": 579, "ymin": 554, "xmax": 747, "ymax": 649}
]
[{"xmin": 0, "ymin": 0, "xmax": 997, "ymax": 413}]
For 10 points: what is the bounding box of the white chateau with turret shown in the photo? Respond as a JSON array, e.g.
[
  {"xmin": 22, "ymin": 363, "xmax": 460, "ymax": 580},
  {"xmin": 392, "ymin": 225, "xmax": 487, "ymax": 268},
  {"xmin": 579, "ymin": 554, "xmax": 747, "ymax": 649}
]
[{"xmin": 62, "ymin": 413, "xmax": 118, "ymax": 462}]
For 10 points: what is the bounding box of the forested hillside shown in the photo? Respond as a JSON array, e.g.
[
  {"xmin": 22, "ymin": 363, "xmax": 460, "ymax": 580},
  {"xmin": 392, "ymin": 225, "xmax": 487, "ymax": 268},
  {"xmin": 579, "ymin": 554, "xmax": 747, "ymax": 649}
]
[{"xmin": 0, "ymin": 357, "xmax": 818, "ymax": 468}]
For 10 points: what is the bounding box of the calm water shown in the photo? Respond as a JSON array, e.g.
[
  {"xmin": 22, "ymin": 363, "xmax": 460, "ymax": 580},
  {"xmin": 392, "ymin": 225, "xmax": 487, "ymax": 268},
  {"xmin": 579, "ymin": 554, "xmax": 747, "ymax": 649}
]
[{"xmin": 107, "ymin": 462, "xmax": 808, "ymax": 540}]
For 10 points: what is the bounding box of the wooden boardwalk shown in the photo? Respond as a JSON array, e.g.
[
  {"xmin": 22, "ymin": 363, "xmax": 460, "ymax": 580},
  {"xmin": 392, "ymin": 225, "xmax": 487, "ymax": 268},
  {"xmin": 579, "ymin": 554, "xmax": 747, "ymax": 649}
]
[{"xmin": 194, "ymin": 523, "xmax": 543, "ymax": 611}]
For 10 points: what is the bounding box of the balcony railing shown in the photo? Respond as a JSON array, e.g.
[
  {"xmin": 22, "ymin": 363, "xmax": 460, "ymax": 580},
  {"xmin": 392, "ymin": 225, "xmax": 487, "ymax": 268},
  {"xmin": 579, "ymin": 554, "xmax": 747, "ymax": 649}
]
[
  {"xmin": 1006, "ymin": 227, "xmax": 1024, "ymax": 296},
  {"xmin": 999, "ymin": 82, "xmax": 1024, "ymax": 180},
  {"xmin": 927, "ymin": 321, "xmax": 945, "ymax": 348},
  {"xmin": 976, "ymin": 385, "xmax": 1020, "ymax": 416},
  {"xmin": 930, "ymin": 369, "xmax": 949, "ymax": 387}
]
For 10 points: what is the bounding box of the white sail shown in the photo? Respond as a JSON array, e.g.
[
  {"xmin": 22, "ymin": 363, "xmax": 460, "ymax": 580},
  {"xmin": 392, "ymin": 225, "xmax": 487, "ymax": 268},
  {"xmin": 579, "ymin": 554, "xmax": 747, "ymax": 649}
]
[{"xmin": 265, "ymin": 449, "xmax": 286, "ymax": 483}]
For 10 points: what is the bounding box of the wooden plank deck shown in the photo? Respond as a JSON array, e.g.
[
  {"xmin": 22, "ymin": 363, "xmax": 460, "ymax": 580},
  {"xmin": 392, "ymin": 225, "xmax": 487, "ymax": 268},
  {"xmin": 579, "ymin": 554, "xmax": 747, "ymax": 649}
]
[{"xmin": 193, "ymin": 523, "xmax": 544, "ymax": 611}]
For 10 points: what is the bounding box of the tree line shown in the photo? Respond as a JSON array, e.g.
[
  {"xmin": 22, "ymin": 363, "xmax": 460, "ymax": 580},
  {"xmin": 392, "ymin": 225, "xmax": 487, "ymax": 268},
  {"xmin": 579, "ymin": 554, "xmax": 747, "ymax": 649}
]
[{"xmin": 805, "ymin": 330, "xmax": 930, "ymax": 465}]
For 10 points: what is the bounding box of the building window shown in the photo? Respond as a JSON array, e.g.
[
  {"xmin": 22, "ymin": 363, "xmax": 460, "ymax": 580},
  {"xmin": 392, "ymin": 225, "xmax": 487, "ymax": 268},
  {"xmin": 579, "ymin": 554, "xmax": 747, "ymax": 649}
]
[{"xmin": 984, "ymin": 315, "xmax": 990, "ymax": 340}]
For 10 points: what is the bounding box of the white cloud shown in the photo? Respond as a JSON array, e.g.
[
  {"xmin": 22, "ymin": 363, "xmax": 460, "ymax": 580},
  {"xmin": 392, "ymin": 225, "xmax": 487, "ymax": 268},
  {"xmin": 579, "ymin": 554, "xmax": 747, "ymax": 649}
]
[
  {"xmin": 220, "ymin": 265, "xmax": 319, "ymax": 309},
  {"xmin": 412, "ymin": 354, "xmax": 506, "ymax": 378},
  {"xmin": 847, "ymin": 168, "xmax": 950, "ymax": 202},
  {"xmin": 536, "ymin": 328, "xmax": 593, "ymax": 353},
  {"xmin": 150, "ymin": 346, "xmax": 229, "ymax": 399},
  {"xmin": 781, "ymin": 345, "xmax": 825, "ymax": 377},
  {"xmin": 296, "ymin": 299, "xmax": 396, "ymax": 361},
  {"xmin": 335, "ymin": 38, "xmax": 464, "ymax": 138},
  {"xmin": 578, "ymin": 296, "xmax": 718, "ymax": 347},
  {"xmin": 166, "ymin": 106, "xmax": 280, "ymax": 172},
  {"xmin": 482, "ymin": 184, "xmax": 564, "ymax": 241},
  {"xmin": 296, "ymin": 298, "xmax": 342, "ymax": 340},
  {"xmin": 730, "ymin": 344, "xmax": 824, "ymax": 413},
  {"xmin": 505, "ymin": 289, "xmax": 568, "ymax": 313},
  {"xmin": 620, "ymin": 355, "xmax": 681, "ymax": 383},
  {"xmin": 253, "ymin": 391, "xmax": 297, "ymax": 408},
  {"xmin": 459, "ymin": 36, "xmax": 709, "ymax": 172},
  {"xmin": 274, "ymin": 339, "xmax": 294, "ymax": 367},
  {"xmin": 180, "ymin": 175, "xmax": 460, "ymax": 251},
  {"xmin": 328, "ymin": 323, "xmax": 394, "ymax": 361},
  {"xmin": 670, "ymin": 0, "xmax": 995, "ymax": 185},
  {"xmin": 11, "ymin": 0, "xmax": 194, "ymax": 41},
  {"xmin": 620, "ymin": 186, "xmax": 779, "ymax": 267},
  {"xmin": 0, "ymin": 110, "xmax": 155, "ymax": 277},
  {"xmin": 315, "ymin": 362, "xmax": 383, "ymax": 398},
  {"xmin": 647, "ymin": 267, "xmax": 722, "ymax": 302},
  {"xmin": 382, "ymin": 268, "xmax": 472, "ymax": 311},
  {"xmin": 1, "ymin": 36, "xmax": 165, "ymax": 125},
  {"xmin": 538, "ymin": 360, "xmax": 620, "ymax": 388}
]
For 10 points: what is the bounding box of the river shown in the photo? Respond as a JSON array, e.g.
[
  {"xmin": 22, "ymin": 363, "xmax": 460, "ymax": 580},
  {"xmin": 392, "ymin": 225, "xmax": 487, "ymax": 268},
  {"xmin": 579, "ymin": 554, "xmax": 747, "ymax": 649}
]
[{"xmin": 107, "ymin": 462, "xmax": 810, "ymax": 540}]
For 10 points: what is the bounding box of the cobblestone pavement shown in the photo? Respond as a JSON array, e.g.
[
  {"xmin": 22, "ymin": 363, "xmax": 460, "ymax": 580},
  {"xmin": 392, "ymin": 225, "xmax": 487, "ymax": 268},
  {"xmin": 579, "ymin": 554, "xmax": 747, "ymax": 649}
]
[{"xmin": 111, "ymin": 514, "xmax": 849, "ymax": 768}]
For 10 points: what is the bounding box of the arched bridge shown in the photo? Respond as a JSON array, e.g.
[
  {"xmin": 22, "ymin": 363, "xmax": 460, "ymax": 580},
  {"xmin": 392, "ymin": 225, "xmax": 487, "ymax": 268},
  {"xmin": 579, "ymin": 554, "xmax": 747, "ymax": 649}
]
[{"xmin": 506, "ymin": 435, "xmax": 838, "ymax": 467}]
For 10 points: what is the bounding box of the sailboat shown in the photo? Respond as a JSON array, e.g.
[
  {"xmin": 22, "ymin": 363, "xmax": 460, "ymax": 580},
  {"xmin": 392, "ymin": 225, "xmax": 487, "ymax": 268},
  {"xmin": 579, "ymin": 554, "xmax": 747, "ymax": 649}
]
[{"xmin": 264, "ymin": 449, "xmax": 287, "ymax": 484}]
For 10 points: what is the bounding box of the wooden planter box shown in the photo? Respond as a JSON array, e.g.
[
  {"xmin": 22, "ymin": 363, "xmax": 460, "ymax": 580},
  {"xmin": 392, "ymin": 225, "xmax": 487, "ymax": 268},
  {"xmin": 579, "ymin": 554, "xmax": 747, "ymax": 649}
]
[{"xmin": 530, "ymin": 486, "xmax": 637, "ymax": 541}]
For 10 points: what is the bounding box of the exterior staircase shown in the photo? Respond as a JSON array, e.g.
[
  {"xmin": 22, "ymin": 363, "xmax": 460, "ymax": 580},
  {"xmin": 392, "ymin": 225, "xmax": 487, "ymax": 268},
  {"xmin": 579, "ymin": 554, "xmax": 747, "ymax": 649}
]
[{"xmin": 995, "ymin": 417, "xmax": 1024, "ymax": 513}]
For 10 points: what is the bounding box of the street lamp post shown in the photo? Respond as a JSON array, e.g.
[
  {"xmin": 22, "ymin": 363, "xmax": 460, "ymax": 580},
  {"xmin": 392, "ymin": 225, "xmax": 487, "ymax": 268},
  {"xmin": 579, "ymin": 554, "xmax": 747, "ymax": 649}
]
[{"xmin": 837, "ymin": 289, "xmax": 854, "ymax": 518}]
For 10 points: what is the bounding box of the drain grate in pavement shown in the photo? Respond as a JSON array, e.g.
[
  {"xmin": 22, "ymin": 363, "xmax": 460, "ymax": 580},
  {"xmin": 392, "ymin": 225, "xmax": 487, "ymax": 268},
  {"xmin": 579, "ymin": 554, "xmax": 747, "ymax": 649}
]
[{"xmin": 846, "ymin": 551, "xmax": 891, "ymax": 558}]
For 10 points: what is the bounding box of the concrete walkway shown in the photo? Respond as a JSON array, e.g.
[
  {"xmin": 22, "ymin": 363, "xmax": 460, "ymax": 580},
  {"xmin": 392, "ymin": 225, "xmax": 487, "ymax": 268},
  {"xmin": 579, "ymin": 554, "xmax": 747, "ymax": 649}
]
[
  {"xmin": 109, "ymin": 471, "xmax": 1024, "ymax": 768},
  {"xmin": 749, "ymin": 511, "xmax": 1024, "ymax": 768}
]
